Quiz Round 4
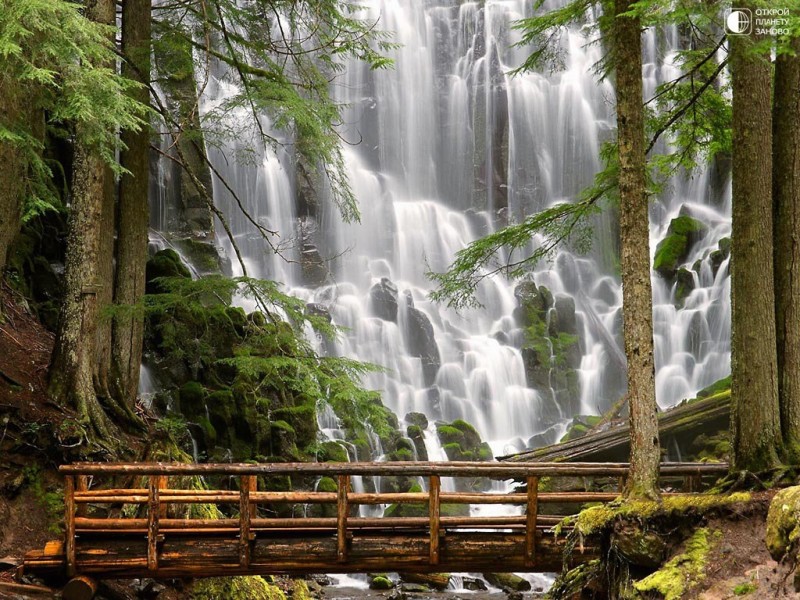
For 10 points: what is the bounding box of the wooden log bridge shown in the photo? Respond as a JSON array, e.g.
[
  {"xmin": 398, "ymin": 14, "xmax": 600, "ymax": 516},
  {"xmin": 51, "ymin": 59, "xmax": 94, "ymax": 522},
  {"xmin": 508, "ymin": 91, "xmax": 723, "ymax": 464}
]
[{"xmin": 22, "ymin": 461, "xmax": 728, "ymax": 584}]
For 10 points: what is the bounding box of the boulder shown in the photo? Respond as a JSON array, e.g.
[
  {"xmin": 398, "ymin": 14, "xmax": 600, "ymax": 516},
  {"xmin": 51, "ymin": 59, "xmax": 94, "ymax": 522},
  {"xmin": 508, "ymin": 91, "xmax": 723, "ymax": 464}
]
[
  {"xmin": 405, "ymin": 412, "xmax": 428, "ymax": 429},
  {"xmin": 404, "ymin": 307, "xmax": 440, "ymax": 386},
  {"xmin": 146, "ymin": 249, "xmax": 191, "ymax": 294},
  {"xmin": 482, "ymin": 573, "xmax": 531, "ymax": 592},
  {"xmin": 370, "ymin": 277, "xmax": 399, "ymax": 322},
  {"xmin": 767, "ymin": 486, "xmax": 800, "ymax": 561},
  {"xmin": 654, "ymin": 215, "xmax": 708, "ymax": 279}
]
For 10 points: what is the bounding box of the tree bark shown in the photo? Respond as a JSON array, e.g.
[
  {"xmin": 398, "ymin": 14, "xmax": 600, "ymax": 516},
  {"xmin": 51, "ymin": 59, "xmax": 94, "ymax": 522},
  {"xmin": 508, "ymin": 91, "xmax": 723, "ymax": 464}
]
[
  {"xmin": 49, "ymin": 0, "xmax": 118, "ymax": 445},
  {"xmin": 730, "ymin": 4, "xmax": 781, "ymax": 471},
  {"xmin": 773, "ymin": 37, "xmax": 800, "ymax": 458},
  {"xmin": 614, "ymin": 0, "xmax": 660, "ymax": 500},
  {"xmin": 0, "ymin": 74, "xmax": 29, "ymax": 272},
  {"xmin": 49, "ymin": 135, "xmax": 116, "ymax": 443},
  {"xmin": 112, "ymin": 0, "xmax": 151, "ymax": 409}
]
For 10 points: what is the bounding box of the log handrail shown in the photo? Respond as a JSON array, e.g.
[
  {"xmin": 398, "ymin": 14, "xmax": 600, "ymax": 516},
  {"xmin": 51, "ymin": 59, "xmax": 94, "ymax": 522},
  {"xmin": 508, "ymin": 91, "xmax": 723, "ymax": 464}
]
[
  {"xmin": 58, "ymin": 460, "xmax": 729, "ymax": 477},
  {"xmin": 49, "ymin": 461, "xmax": 727, "ymax": 580}
]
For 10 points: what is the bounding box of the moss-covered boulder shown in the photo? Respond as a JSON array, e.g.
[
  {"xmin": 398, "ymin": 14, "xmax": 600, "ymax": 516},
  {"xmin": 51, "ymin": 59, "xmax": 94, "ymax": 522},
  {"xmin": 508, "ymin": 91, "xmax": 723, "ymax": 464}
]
[
  {"xmin": 654, "ymin": 215, "xmax": 708, "ymax": 279},
  {"xmin": 766, "ymin": 486, "xmax": 800, "ymax": 561},
  {"xmin": 146, "ymin": 248, "xmax": 191, "ymax": 294},
  {"xmin": 399, "ymin": 573, "xmax": 450, "ymax": 590},
  {"xmin": 483, "ymin": 573, "xmax": 531, "ymax": 592},
  {"xmin": 191, "ymin": 576, "xmax": 286, "ymax": 600},
  {"xmin": 674, "ymin": 267, "xmax": 695, "ymax": 306},
  {"xmin": 559, "ymin": 415, "xmax": 602, "ymax": 442},
  {"xmin": 633, "ymin": 528, "xmax": 719, "ymax": 600},
  {"xmin": 369, "ymin": 575, "xmax": 394, "ymax": 590},
  {"xmin": 612, "ymin": 523, "xmax": 668, "ymax": 568}
]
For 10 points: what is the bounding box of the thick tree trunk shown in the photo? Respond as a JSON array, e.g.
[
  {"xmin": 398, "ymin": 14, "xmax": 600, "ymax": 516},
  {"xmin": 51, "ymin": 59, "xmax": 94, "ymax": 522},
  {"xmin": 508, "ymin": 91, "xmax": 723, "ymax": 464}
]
[
  {"xmin": 730, "ymin": 6, "xmax": 781, "ymax": 471},
  {"xmin": 773, "ymin": 37, "xmax": 800, "ymax": 458},
  {"xmin": 49, "ymin": 136, "xmax": 116, "ymax": 443},
  {"xmin": 0, "ymin": 75, "xmax": 28, "ymax": 272},
  {"xmin": 614, "ymin": 0, "xmax": 660, "ymax": 500},
  {"xmin": 92, "ymin": 0, "xmax": 117, "ymax": 399},
  {"xmin": 112, "ymin": 0, "xmax": 151, "ymax": 409}
]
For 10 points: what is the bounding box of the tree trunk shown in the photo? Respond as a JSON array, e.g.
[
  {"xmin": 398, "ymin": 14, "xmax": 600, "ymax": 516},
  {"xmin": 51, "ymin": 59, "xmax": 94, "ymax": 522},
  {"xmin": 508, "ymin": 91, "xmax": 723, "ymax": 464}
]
[
  {"xmin": 49, "ymin": 0, "xmax": 119, "ymax": 446},
  {"xmin": 112, "ymin": 0, "xmax": 151, "ymax": 409},
  {"xmin": 730, "ymin": 5, "xmax": 781, "ymax": 471},
  {"xmin": 49, "ymin": 135, "xmax": 116, "ymax": 443},
  {"xmin": 773, "ymin": 37, "xmax": 800, "ymax": 459},
  {"xmin": 0, "ymin": 74, "xmax": 28, "ymax": 272},
  {"xmin": 614, "ymin": 0, "xmax": 660, "ymax": 500}
]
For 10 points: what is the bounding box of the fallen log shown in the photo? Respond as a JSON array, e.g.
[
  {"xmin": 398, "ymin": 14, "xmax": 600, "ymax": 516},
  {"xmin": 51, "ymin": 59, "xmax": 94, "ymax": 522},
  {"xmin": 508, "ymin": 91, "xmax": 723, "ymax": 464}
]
[{"xmin": 502, "ymin": 391, "xmax": 730, "ymax": 464}]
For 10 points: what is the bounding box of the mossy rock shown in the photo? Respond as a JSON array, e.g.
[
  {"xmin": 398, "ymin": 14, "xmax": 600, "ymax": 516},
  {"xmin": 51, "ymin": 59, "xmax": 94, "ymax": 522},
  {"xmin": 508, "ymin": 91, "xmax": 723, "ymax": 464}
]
[
  {"xmin": 674, "ymin": 267, "xmax": 695, "ymax": 306},
  {"xmin": 316, "ymin": 440, "xmax": 350, "ymax": 463},
  {"xmin": 369, "ymin": 576, "xmax": 394, "ymax": 590},
  {"xmin": 766, "ymin": 486, "xmax": 800, "ymax": 560},
  {"xmin": 178, "ymin": 381, "xmax": 206, "ymax": 416},
  {"xmin": 405, "ymin": 412, "xmax": 429, "ymax": 429},
  {"xmin": 191, "ymin": 576, "xmax": 286, "ymax": 600},
  {"xmin": 174, "ymin": 237, "xmax": 222, "ymax": 274},
  {"xmin": 316, "ymin": 477, "xmax": 338, "ymax": 493},
  {"xmin": 271, "ymin": 405, "xmax": 318, "ymax": 447},
  {"xmin": 633, "ymin": 528, "xmax": 719, "ymax": 600},
  {"xmin": 146, "ymin": 248, "xmax": 191, "ymax": 294},
  {"xmin": 483, "ymin": 573, "xmax": 531, "ymax": 592},
  {"xmin": 697, "ymin": 376, "xmax": 731, "ymax": 398},
  {"xmin": 452, "ymin": 419, "xmax": 482, "ymax": 448},
  {"xmin": 559, "ymin": 415, "xmax": 603, "ymax": 443},
  {"xmin": 436, "ymin": 424, "xmax": 464, "ymax": 447},
  {"xmin": 612, "ymin": 523, "xmax": 668, "ymax": 568},
  {"xmin": 654, "ymin": 216, "xmax": 708, "ymax": 279}
]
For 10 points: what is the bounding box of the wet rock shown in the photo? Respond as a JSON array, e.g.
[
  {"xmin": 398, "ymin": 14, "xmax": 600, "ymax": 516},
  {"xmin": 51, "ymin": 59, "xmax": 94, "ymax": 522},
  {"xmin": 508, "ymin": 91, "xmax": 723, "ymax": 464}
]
[
  {"xmin": 399, "ymin": 583, "xmax": 429, "ymax": 593},
  {"xmin": 554, "ymin": 296, "xmax": 577, "ymax": 335},
  {"xmin": 483, "ymin": 573, "xmax": 531, "ymax": 592},
  {"xmin": 675, "ymin": 267, "xmax": 695, "ymax": 306},
  {"xmin": 654, "ymin": 215, "xmax": 708, "ymax": 279},
  {"xmin": 298, "ymin": 217, "xmax": 330, "ymax": 287},
  {"xmin": 407, "ymin": 425, "xmax": 428, "ymax": 461},
  {"xmin": 145, "ymin": 249, "xmax": 191, "ymax": 294},
  {"xmin": 370, "ymin": 277, "xmax": 399, "ymax": 322},
  {"xmin": 399, "ymin": 573, "xmax": 450, "ymax": 590},
  {"xmin": 369, "ymin": 576, "xmax": 395, "ymax": 590},
  {"xmin": 492, "ymin": 330, "xmax": 510, "ymax": 345},
  {"xmin": 405, "ymin": 412, "xmax": 428, "ymax": 429},
  {"xmin": 173, "ymin": 237, "xmax": 221, "ymax": 275},
  {"xmin": 404, "ymin": 306, "xmax": 441, "ymax": 386},
  {"xmin": 462, "ymin": 577, "xmax": 488, "ymax": 591}
]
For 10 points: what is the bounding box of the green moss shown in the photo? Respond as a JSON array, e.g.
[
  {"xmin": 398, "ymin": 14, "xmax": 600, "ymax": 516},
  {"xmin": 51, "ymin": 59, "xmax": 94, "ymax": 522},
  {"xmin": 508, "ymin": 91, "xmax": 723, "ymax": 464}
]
[
  {"xmin": 316, "ymin": 476, "xmax": 338, "ymax": 493},
  {"xmin": 654, "ymin": 216, "xmax": 707, "ymax": 278},
  {"xmin": 191, "ymin": 576, "xmax": 286, "ymax": 600},
  {"xmin": 766, "ymin": 486, "xmax": 800, "ymax": 560},
  {"xmin": 291, "ymin": 579, "xmax": 312, "ymax": 600},
  {"xmin": 369, "ymin": 576, "xmax": 394, "ymax": 590},
  {"xmin": 733, "ymin": 582, "xmax": 757, "ymax": 596},
  {"xmin": 565, "ymin": 493, "xmax": 751, "ymax": 537},
  {"xmin": 315, "ymin": 440, "xmax": 350, "ymax": 462},
  {"xmin": 697, "ymin": 376, "xmax": 732, "ymax": 398},
  {"xmin": 436, "ymin": 425, "xmax": 464, "ymax": 446},
  {"xmin": 178, "ymin": 381, "xmax": 206, "ymax": 416},
  {"xmin": 633, "ymin": 528, "xmax": 719, "ymax": 600}
]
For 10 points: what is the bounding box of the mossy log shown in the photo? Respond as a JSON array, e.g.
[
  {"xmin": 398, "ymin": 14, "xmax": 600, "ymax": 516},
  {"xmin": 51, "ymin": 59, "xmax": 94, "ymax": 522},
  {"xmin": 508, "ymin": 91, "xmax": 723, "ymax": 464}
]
[{"xmin": 502, "ymin": 392, "xmax": 730, "ymax": 463}]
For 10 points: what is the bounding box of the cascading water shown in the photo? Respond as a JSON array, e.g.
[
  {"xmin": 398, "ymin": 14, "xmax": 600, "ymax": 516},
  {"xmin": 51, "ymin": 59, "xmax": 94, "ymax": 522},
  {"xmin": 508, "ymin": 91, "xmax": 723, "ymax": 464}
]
[
  {"xmin": 149, "ymin": 0, "xmax": 732, "ymax": 588},
  {"xmin": 147, "ymin": 0, "xmax": 735, "ymax": 460}
]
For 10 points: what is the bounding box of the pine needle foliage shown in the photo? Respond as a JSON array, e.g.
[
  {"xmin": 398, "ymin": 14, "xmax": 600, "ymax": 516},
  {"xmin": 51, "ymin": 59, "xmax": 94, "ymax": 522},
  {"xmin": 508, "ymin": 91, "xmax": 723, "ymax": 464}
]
[
  {"xmin": 145, "ymin": 275, "xmax": 386, "ymax": 436},
  {"xmin": 0, "ymin": 0, "xmax": 146, "ymax": 218}
]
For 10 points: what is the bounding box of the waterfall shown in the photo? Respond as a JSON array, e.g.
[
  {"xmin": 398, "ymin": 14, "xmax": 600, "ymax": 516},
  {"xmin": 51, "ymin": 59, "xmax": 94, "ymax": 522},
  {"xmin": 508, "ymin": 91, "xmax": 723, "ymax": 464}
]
[{"xmin": 152, "ymin": 0, "xmax": 731, "ymax": 460}]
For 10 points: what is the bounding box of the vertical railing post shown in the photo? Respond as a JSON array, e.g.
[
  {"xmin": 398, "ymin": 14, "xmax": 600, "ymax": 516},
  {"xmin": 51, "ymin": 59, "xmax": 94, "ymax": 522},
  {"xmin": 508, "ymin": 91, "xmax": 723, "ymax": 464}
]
[
  {"xmin": 75, "ymin": 476, "xmax": 88, "ymax": 518},
  {"xmin": 525, "ymin": 475, "xmax": 538, "ymax": 567},
  {"xmin": 429, "ymin": 475, "xmax": 441, "ymax": 565},
  {"xmin": 147, "ymin": 475, "xmax": 163, "ymax": 572},
  {"xmin": 65, "ymin": 475, "xmax": 76, "ymax": 577},
  {"xmin": 157, "ymin": 475, "xmax": 168, "ymax": 518},
  {"xmin": 239, "ymin": 475, "xmax": 254, "ymax": 568},
  {"xmin": 337, "ymin": 475, "xmax": 349, "ymax": 563}
]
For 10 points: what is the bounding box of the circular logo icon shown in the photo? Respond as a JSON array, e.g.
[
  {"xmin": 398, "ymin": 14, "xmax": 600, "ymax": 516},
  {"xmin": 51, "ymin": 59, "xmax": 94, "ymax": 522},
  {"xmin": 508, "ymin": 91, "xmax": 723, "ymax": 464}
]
[{"xmin": 726, "ymin": 10, "xmax": 751, "ymax": 34}]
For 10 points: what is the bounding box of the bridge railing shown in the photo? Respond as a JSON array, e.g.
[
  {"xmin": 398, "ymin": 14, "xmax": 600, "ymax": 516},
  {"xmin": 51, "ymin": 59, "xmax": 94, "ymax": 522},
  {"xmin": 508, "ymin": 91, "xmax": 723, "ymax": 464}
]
[{"xmin": 54, "ymin": 461, "xmax": 728, "ymax": 577}]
